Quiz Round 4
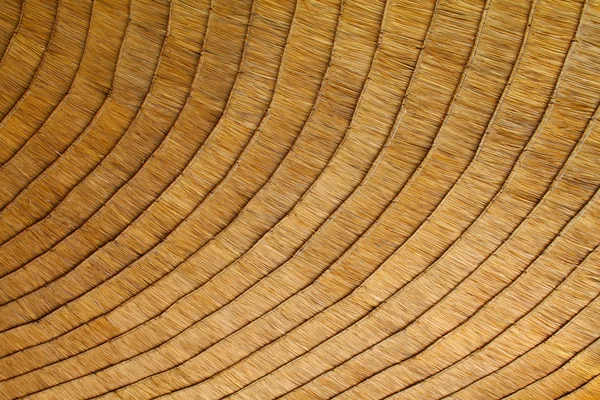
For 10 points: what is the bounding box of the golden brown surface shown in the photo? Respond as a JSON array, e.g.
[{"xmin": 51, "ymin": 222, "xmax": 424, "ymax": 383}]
[{"xmin": 0, "ymin": 0, "xmax": 599, "ymax": 398}]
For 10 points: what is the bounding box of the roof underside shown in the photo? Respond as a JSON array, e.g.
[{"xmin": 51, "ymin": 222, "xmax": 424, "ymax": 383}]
[{"xmin": 0, "ymin": 0, "xmax": 599, "ymax": 398}]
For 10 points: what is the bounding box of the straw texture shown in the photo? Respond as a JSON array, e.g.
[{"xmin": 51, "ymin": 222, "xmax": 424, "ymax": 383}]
[{"xmin": 0, "ymin": 0, "xmax": 598, "ymax": 398}]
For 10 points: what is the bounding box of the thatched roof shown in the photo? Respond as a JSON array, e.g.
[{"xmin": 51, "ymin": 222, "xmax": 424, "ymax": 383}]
[{"xmin": 0, "ymin": 0, "xmax": 599, "ymax": 398}]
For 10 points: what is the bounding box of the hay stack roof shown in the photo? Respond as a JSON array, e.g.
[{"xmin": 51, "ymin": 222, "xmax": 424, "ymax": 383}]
[{"xmin": 0, "ymin": 0, "xmax": 599, "ymax": 398}]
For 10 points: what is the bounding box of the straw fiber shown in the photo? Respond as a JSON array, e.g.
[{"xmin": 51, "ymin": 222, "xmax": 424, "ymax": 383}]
[{"xmin": 0, "ymin": 0, "xmax": 599, "ymax": 398}]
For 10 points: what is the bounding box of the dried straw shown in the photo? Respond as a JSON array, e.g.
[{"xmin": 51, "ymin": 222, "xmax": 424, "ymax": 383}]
[{"xmin": 0, "ymin": 0, "xmax": 598, "ymax": 399}]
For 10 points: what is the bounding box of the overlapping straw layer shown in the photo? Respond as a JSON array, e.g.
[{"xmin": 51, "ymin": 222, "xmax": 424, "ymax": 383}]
[{"xmin": 0, "ymin": 0, "xmax": 599, "ymax": 398}]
